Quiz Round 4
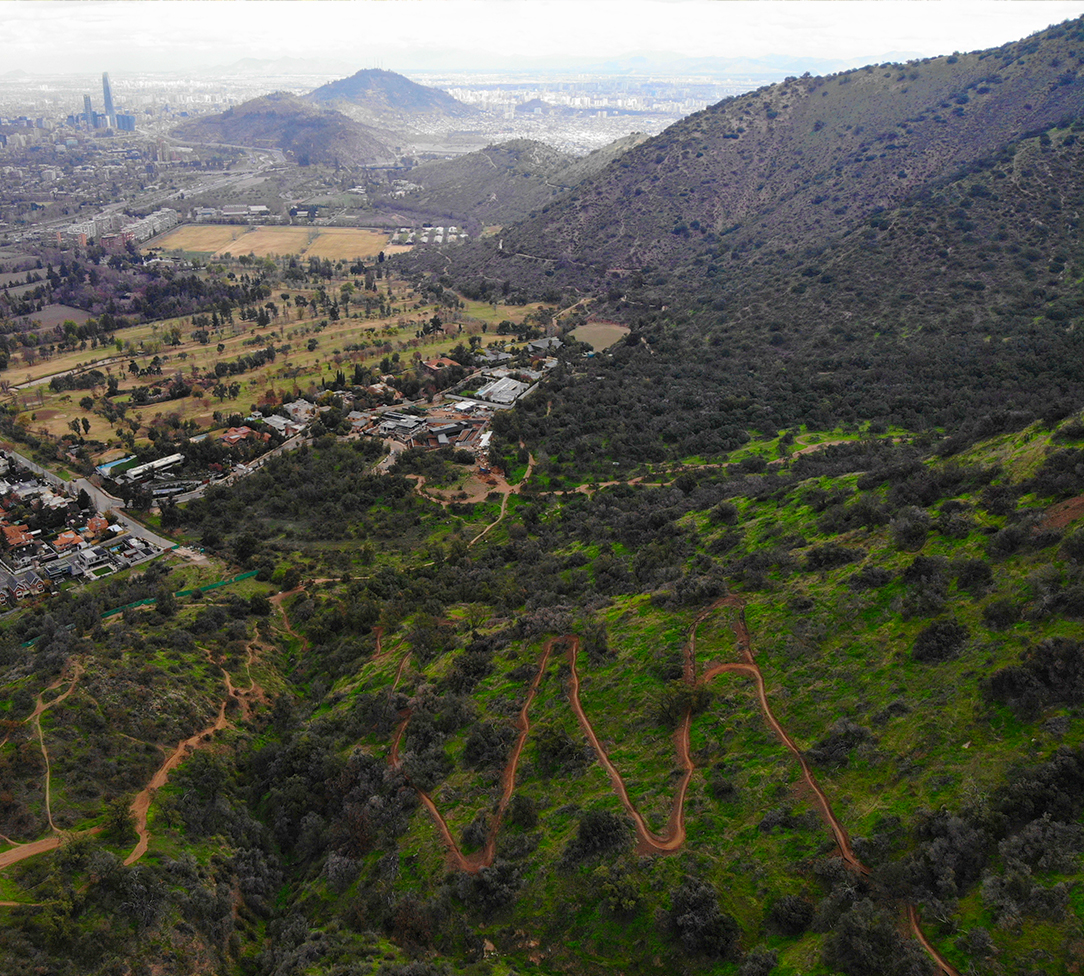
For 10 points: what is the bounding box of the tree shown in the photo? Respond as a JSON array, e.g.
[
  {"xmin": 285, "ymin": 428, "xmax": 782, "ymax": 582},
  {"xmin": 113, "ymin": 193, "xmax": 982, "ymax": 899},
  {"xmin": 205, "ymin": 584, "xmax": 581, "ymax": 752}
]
[{"xmin": 665, "ymin": 876, "xmax": 741, "ymax": 959}]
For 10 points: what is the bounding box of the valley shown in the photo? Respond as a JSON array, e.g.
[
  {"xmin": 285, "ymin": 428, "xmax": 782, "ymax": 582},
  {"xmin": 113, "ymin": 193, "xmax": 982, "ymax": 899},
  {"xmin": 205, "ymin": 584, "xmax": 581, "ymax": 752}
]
[{"xmin": 2, "ymin": 11, "xmax": 1084, "ymax": 976}]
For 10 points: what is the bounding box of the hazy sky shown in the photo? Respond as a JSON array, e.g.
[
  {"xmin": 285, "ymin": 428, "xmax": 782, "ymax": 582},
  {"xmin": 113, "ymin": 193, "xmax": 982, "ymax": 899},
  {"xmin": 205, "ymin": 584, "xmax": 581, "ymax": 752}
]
[{"xmin": 5, "ymin": 0, "xmax": 1084, "ymax": 74}]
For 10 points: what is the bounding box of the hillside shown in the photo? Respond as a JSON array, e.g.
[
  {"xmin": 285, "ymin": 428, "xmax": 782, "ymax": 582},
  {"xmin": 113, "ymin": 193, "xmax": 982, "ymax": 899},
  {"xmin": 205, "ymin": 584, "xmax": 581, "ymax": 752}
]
[
  {"xmin": 308, "ymin": 68, "xmax": 479, "ymax": 128},
  {"xmin": 417, "ymin": 16, "xmax": 1084, "ymax": 284},
  {"xmin": 373, "ymin": 134, "xmax": 652, "ymax": 231},
  {"xmin": 5, "ymin": 420, "xmax": 1084, "ymax": 975},
  {"xmin": 402, "ymin": 16, "xmax": 1084, "ymax": 466},
  {"xmin": 384, "ymin": 139, "xmax": 575, "ymax": 228},
  {"xmin": 175, "ymin": 92, "xmax": 395, "ymax": 167}
]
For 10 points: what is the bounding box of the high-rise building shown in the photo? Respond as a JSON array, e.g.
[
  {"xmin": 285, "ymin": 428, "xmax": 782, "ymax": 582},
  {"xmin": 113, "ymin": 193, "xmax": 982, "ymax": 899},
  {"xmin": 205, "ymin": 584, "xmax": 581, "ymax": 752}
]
[
  {"xmin": 116, "ymin": 114, "xmax": 136, "ymax": 132},
  {"xmin": 83, "ymin": 94, "xmax": 92, "ymax": 127},
  {"xmin": 102, "ymin": 72, "xmax": 115, "ymax": 127}
]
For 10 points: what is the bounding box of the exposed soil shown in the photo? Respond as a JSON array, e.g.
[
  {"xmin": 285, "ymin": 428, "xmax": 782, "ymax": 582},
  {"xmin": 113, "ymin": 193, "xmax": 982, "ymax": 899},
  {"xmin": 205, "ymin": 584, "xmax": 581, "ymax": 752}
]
[
  {"xmin": 1041, "ymin": 493, "xmax": 1084, "ymax": 530},
  {"xmin": 382, "ymin": 594, "xmax": 958, "ymax": 974},
  {"xmin": 124, "ymin": 701, "xmax": 230, "ymax": 866}
]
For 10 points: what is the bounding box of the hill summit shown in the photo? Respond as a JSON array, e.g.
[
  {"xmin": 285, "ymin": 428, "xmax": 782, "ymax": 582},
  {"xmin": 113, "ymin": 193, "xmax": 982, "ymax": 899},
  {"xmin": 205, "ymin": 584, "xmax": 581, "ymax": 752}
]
[{"xmin": 307, "ymin": 68, "xmax": 478, "ymax": 125}]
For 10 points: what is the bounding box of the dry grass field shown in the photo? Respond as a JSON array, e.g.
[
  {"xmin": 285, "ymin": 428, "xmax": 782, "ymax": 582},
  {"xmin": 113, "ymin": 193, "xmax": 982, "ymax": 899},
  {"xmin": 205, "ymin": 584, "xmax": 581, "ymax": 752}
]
[
  {"xmin": 302, "ymin": 228, "xmax": 389, "ymax": 260},
  {"xmin": 570, "ymin": 321, "xmax": 630, "ymax": 350},
  {"xmin": 154, "ymin": 225, "xmax": 248, "ymax": 253},
  {"xmin": 155, "ymin": 224, "xmax": 391, "ymax": 261},
  {"xmin": 212, "ymin": 227, "xmax": 313, "ymax": 259}
]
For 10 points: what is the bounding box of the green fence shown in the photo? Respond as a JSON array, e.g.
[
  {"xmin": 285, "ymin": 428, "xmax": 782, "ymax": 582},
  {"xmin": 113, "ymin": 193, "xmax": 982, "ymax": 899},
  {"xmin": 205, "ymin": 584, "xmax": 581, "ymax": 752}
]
[{"xmin": 99, "ymin": 570, "xmax": 259, "ymax": 618}]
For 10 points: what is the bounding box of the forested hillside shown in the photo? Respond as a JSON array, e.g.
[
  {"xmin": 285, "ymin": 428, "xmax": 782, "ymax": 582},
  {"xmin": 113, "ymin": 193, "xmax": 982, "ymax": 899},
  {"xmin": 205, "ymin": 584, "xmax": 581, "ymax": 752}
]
[
  {"xmin": 421, "ymin": 16, "xmax": 1084, "ymax": 284},
  {"xmin": 6, "ymin": 422, "xmax": 1084, "ymax": 975},
  {"xmin": 402, "ymin": 16, "xmax": 1084, "ymax": 469},
  {"xmin": 5, "ymin": 14, "xmax": 1084, "ymax": 976}
]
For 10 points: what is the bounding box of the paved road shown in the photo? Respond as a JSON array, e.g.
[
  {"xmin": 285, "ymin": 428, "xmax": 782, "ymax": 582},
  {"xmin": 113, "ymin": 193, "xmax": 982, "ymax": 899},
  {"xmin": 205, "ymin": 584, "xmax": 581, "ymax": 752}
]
[{"xmin": 4, "ymin": 448, "xmax": 176, "ymax": 551}]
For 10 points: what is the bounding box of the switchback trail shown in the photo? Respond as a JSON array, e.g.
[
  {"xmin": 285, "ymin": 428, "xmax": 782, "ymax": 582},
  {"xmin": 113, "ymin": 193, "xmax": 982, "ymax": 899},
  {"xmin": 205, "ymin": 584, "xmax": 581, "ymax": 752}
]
[
  {"xmin": 383, "ymin": 595, "xmax": 958, "ymax": 974},
  {"xmin": 702, "ymin": 597, "xmax": 866, "ymax": 876},
  {"xmin": 389, "ymin": 639, "xmax": 558, "ymax": 872},
  {"xmin": 123, "ymin": 640, "xmax": 269, "ymax": 866}
]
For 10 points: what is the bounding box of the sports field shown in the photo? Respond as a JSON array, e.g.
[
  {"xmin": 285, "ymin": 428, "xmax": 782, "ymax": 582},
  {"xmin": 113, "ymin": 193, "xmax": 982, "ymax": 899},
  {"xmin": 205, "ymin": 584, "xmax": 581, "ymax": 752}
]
[{"xmin": 153, "ymin": 224, "xmax": 392, "ymax": 260}]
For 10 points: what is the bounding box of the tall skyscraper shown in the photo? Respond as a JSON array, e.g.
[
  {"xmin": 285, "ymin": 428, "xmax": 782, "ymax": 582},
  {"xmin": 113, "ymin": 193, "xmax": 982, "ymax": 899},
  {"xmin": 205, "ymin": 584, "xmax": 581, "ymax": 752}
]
[
  {"xmin": 83, "ymin": 94, "xmax": 92, "ymax": 126},
  {"xmin": 101, "ymin": 72, "xmax": 115, "ymax": 127}
]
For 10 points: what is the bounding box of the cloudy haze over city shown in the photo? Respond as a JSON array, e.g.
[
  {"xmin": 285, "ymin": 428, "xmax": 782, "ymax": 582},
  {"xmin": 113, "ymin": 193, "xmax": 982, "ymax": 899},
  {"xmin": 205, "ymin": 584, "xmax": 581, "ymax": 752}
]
[{"xmin": 5, "ymin": 0, "xmax": 1084, "ymax": 74}]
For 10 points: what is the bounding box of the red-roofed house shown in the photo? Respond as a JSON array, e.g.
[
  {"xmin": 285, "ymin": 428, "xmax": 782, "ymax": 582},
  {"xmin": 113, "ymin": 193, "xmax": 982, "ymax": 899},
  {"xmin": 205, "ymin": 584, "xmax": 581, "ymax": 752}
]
[
  {"xmin": 54, "ymin": 530, "xmax": 83, "ymax": 551},
  {"xmin": 3, "ymin": 524, "xmax": 33, "ymax": 549},
  {"xmin": 422, "ymin": 357, "xmax": 461, "ymax": 374},
  {"xmin": 86, "ymin": 516, "xmax": 109, "ymax": 539},
  {"xmin": 221, "ymin": 426, "xmax": 255, "ymax": 446}
]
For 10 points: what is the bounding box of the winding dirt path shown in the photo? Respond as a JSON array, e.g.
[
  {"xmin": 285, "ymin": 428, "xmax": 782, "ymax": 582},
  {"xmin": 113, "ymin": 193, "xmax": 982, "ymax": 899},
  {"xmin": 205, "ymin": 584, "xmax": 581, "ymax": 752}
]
[
  {"xmin": 124, "ymin": 701, "xmax": 230, "ymax": 866},
  {"xmin": 271, "ymin": 588, "xmax": 310, "ymax": 653},
  {"xmin": 468, "ymin": 453, "xmax": 536, "ymax": 547},
  {"xmin": 0, "ymin": 663, "xmax": 93, "ymax": 871},
  {"xmin": 565, "ymin": 636, "xmax": 692, "ymax": 854},
  {"xmin": 702, "ymin": 598, "xmax": 866, "ymax": 874},
  {"xmin": 382, "ymin": 595, "xmax": 957, "ymax": 974},
  {"xmin": 389, "ymin": 639, "xmax": 556, "ymax": 873},
  {"xmin": 22, "ymin": 662, "xmax": 85, "ymax": 838}
]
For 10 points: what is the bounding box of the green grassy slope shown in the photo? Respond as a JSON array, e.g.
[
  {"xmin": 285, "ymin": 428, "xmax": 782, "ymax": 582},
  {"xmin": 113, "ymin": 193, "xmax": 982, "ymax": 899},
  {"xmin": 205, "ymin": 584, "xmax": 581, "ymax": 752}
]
[{"xmin": 5, "ymin": 418, "xmax": 1084, "ymax": 975}]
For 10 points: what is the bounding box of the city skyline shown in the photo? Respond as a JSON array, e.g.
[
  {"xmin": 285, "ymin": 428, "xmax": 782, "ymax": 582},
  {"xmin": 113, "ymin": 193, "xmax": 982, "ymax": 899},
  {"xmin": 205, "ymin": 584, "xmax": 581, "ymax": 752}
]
[{"xmin": 4, "ymin": 0, "xmax": 1084, "ymax": 75}]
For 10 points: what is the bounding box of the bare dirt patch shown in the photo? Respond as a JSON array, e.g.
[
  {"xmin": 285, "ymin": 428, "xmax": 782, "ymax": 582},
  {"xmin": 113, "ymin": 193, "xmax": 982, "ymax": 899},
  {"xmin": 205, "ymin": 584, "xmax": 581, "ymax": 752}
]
[
  {"xmin": 571, "ymin": 321, "xmax": 630, "ymax": 350},
  {"xmin": 1041, "ymin": 494, "xmax": 1084, "ymax": 530}
]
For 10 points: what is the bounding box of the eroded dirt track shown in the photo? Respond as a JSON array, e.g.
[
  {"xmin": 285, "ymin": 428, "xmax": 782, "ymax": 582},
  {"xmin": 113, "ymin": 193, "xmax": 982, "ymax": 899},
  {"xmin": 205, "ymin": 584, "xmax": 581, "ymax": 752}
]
[
  {"xmin": 124, "ymin": 701, "xmax": 230, "ymax": 866},
  {"xmin": 381, "ymin": 594, "xmax": 957, "ymax": 974}
]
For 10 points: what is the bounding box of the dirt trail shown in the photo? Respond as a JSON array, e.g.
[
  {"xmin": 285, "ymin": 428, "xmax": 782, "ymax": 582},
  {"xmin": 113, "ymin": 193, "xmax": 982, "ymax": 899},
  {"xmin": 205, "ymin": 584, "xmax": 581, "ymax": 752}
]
[
  {"xmin": 25, "ymin": 662, "xmax": 85, "ymax": 836},
  {"xmin": 469, "ymin": 453, "xmax": 536, "ymax": 547},
  {"xmin": 271, "ymin": 588, "xmax": 310, "ymax": 652},
  {"xmin": 122, "ymin": 636, "xmax": 269, "ymax": 867},
  {"xmin": 124, "ymin": 701, "xmax": 229, "ymax": 866},
  {"xmin": 381, "ymin": 594, "xmax": 956, "ymax": 973},
  {"xmin": 908, "ymin": 904, "xmax": 962, "ymax": 976},
  {"xmin": 392, "ymin": 651, "xmax": 412, "ymax": 691},
  {"xmin": 565, "ymin": 636, "xmax": 691, "ymax": 854},
  {"xmin": 389, "ymin": 640, "xmax": 556, "ymax": 873},
  {"xmin": 0, "ymin": 835, "xmax": 64, "ymax": 870},
  {"xmin": 701, "ymin": 597, "xmax": 865, "ymax": 875}
]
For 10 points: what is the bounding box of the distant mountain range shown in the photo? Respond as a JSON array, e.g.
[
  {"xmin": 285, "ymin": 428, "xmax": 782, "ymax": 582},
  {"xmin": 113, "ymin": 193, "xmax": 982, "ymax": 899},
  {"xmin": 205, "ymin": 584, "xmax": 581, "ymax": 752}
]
[{"xmin": 174, "ymin": 70, "xmax": 486, "ymax": 164}]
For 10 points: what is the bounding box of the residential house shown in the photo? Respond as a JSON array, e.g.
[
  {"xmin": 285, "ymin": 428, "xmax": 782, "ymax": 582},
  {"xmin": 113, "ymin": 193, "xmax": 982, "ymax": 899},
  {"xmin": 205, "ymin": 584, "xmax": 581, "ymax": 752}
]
[
  {"xmin": 283, "ymin": 400, "xmax": 317, "ymax": 423},
  {"xmin": 53, "ymin": 530, "xmax": 83, "ymax": 551},
  {"xmin": 422, "ymin": 357, "xmax": 461, "ymax": 374},
  {"xmin": 527, "ymin": 337, "xmax": 563, "ymax": 356},
  {"xmin": 85, "ymin": 515, "xmax": 109, "ymax": 539}
]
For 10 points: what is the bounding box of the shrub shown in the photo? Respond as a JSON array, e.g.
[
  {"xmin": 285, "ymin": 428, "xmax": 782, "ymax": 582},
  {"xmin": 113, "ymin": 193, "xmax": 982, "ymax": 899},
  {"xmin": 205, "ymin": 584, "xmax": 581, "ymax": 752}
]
[
  {"xmin": 562, "ymin": 809, "xmax": 631, "ymax": 864},
  {"xmin": 769, "ymin": 894, "xmax": 814, "ymax": 936},
  {"xmin": 665, "ymin": 876, "xmax": 741, "ymax": 959},
  {"xmin": 805, "ymin": 543, "xmax": 863, "ymax": 571},
  {"xmin": 982, "ymin": 598, "xmax": 1020, "ymax": 630},
  {"xmin": 890, "ymin": 506, "xmax": 930, "ymax": 549},
  {"xmin": 913, "ymin": 617, "xmax": 968, "ymax": 662},
  {"xmin": 849, "ymin": 565, "xmax": 892, "ymax": 590},
  {"xmin": 807, "ymin": 718, "xmax": 874, "ymax": 767}
]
